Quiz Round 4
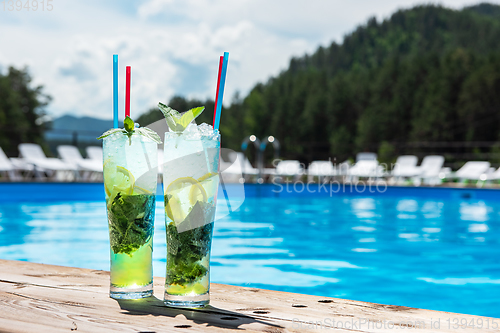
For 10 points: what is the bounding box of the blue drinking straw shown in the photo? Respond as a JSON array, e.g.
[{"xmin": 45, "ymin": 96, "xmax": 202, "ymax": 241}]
[
  {"xmin": 113, "ymin": 54, "xmax": 118, "ymax": 128},
  {"xmin": 214, "ymin": 52, "xmax": 229, "ymax": 131}
]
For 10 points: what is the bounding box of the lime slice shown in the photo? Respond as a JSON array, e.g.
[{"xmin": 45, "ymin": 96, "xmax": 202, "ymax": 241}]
[
  {"xmin": 103, "ymin": 159, "xmax": 114, "ymax": 197},
  {"xmin": 133, "ymin": 186, "xmax": 153, "ymax": 195},
  {"xmin": 189, "ymin": 181, "xmax": 208, "ymax": 205},
  {"xmin": 197, "ymin": 172, "xmax": 219, "ymax": 200},
  {"xmin": 167, "ymin": 281, "xmax": 208, "ymax": 295},
  {"xmin": 193, "ymin": 281, "xmax": 209, "ymax": 294},
  {"xmin": 165, "ymin": 177, "xmax": 207, "ymax": 223},
  {"xmin": 165, "ymin": 194, "xmax": 184, "ymax": 223},
  {"xmin": 198, "ymin": 172, "xmax": 217, "ymax": 182},
  {"xmin": 114, "ymin": 166, "xmax": 135, "ymax": 195},
  {"xmin": 103, "ymin": 162, "xmax": 135, "ymax": 199}
]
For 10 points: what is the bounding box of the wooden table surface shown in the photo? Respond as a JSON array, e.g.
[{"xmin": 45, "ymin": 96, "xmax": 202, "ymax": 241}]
[{"xmin": 0, "ymin": 259, "xmax": 498, "ymax": 332}]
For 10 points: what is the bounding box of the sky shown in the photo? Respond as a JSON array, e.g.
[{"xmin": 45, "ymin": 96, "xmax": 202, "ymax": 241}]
[{"xmin": 0, "ymin": 0, "xmax": 498, "ymax": 121}]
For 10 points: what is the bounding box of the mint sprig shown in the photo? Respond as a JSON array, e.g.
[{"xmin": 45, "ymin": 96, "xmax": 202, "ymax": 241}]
[
  {"xmin": 158, "ymin": 102, "xmax": 204, "ymax": 132},
  {"xmin": 166, "ymin": 200, "xmax": 215, "ymax": 285},
  {"xmin": 97, "ymin": 116, "xmax": 162, "ymax": 145},
  {"xmin": 108, "ymin": 193, "xmax": 155, "ymax": 255}
]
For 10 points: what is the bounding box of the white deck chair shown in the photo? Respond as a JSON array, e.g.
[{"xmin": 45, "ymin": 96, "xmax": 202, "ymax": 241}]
[
  {"xmin": 413, "ymin": 155, "xmax": 445, "ymax": 185},
  {"xmin": 347, "ymin": 160, "xmax": 380, "ymax": 180},
  {"xmin": 57, "ymin": 145, "xmax": 103, "ymax": 181},
  {"xmin": 276, "ymin": 160, "xmax": 305, "ymax": 181},
  {"xmin": 391, "ymin": 155, "xmax": 419, "ymax": 182},
  {"xmin": 0, "ymin": 147, "xmax": 23, "ymax": 181},
  {"xmin": 308, "ymin": 161, "xmax": 335, "ymax": 182},
  {"xmin": 19, "ymin": 143, "xmax": 75, "ymax": 181},
  {"xmin": 228, "ymin": 152, "xmax": 259, "ymax": 176},
  {"xmin": 86, "ymin": 146, "xmax": 103, "ymax": 165},
  {"xmin": 482, "ymin": 167, "xmax": 500, "ymax": 186},
  {"xmin": 336, "ymin": 160, "xmax": 351, "ymax": 178},
  {"xmin": 453, "ymin": 161, "xmax": 491, "ymax": 182},
  {"xmin": 220, "ymin": 152, "xmax": 254, "ymax": 183}
]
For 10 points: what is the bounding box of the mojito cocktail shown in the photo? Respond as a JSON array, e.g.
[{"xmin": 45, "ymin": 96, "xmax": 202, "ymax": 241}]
[
  {"xmin": 100, "ymin": 117, "xmax": 161, "ymax": 299},
  {"xmin": 159, "ymin": 103, "xmax": 220, "ymax": 308}
]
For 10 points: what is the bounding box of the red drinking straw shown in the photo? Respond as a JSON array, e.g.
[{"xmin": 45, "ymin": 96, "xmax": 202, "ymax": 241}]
[
  {"xmin": 125, "ymin": 66, "xmax": 131, "ymax": 118},
  {"xmin": 213, "ymin": 56, "xmax": 223, "ymax": 126}
]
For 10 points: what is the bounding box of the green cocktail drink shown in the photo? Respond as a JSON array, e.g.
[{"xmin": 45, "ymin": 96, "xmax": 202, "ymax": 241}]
[
  {"xmin": 159, "ymin": 103, "xmax": 220, "ymax": 308},
  {"xmin": 99, "ymin": 117, "xmax": 161, "ymax": 299}
]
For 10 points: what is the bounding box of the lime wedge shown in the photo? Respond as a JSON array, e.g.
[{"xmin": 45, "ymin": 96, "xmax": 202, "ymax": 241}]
[
  {"xmin": 167, "ymin": 281, "xmax": 208, "ymax": 295},
  {"xmin": 115, "ymin": 166, "xmax": 135, "ymax": 193},
  {"xmin": 103, "ymin": 162, "xmax": 135, "ymax": 200},
  {"xmin": 165, "ymin": 194, "xmax": 185, "ymax": 223},
  {"xmin": 165, "ymin": 177, "xmax": 207, "ymax": 223},
  {"xmin": 133, "ymin": 186, "xmax": 153, "ymax": 195},
  {"xmin": 158, "ymin": 102, "xmax": 205, "ymax": 132},
  {"xmin": 197, "ymin": 172, "xmax": 219, "ymax": 200}
]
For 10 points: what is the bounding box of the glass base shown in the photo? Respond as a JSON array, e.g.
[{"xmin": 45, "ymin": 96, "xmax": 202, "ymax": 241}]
[
  {"xmin": 164, "ymin": 292, "xmax": 209, "ymax": 308},
  {"xmin": 110, "ymin": 283, "xmax": 153, "ymax": 300}
]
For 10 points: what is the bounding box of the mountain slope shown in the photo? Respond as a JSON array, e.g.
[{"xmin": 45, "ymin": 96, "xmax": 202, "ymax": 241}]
[
  {"xmin": 233, "ymin": 3, "xmax": 500, "ymax": 162},
  {"xmin": 45, "ymin": 115, "xmax": 122, "ymax": 143},
  {"xmin": 134, "ymin": 4, "xmax": 500, "ymax": 163}
]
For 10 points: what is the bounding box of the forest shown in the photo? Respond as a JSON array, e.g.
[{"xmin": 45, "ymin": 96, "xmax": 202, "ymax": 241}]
[
  {"xmin": 0, "ymin": 67, "xmax": 51, "ymax": 156},
  {"xmin": 137, "ymin": 3, "xmax": 500, "ymax": 166}
]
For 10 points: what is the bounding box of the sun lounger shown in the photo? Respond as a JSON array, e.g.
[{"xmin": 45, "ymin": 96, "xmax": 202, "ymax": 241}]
[
  {"xmin": 481, "ymin": 167, "xmax": 500, "ymax": 186},
  {"xmin": 275, "ymin": 160, "xmax": 305, "ymax": 181},
  {"xmin": 86, "ymin": 146, "xmax": 103, "ymax": 165},
  {"xmin": 335, "ymin": 160, "xmax": 351, "ymax": 178},
  {"xmin": 0, "ymin": 147, "xmax": 23, "ymax": 181},
  {"xmin": 18, "ymin": 143, "xmax": 75, "ymax": 181},
  {"xmin": 57, "ymin": 145, "xmax": 103, "ymax": 181},
  {"xmin": 391, "ymin": 155, "xmax": 419, "ymax": 183},
  {"xmin": 58, "ymin": 145, "xmax": 103, "ymax": 172},
  {"xmin": 452, "ymin": 161, "xmax": 491, "ymax": 183},
  {"xmin": 228, "ymin": 152, "xmax": 259, "ymax": 177},
  {"xmin": 413, "ymin": 155, "xmax": 445, "ymax": 185},
  {"xmin": 219, "ymin": 152, "xmax": 253, "ymax": 183},
  {"xmin": 308, "ymin": 161, "xmax": 335, "ymax": 182},
  {"xmin": 347, "ymin": 160, "xmax": 381, "ymax": 180}
]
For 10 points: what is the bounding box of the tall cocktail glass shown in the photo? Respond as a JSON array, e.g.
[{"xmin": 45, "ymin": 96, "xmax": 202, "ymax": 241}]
[
  {"xmin": 163, "ymin": 124, "xmax": 220, "ymax": 308},
  {"xmin": 102, "ymin": 131, "xmax": 158, "ymax": 299}
]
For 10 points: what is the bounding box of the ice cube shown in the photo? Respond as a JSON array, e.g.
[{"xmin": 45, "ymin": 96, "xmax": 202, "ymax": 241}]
[
  {"xmin": 185, "ymin": 122, "xmax": 199, "ymax": 133},
  {"xmin": 198, "ymin": 123, "xmax": 213, "ymax": 135}
]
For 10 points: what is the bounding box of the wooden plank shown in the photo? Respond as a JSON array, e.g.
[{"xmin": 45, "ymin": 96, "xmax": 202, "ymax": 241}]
[{"xmin": 0, "ymin": 259, "xmax": 498, "ymax": 332}]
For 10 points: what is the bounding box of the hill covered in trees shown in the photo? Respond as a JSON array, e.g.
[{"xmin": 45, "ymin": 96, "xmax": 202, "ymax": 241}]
[
  {"xmin": 139, "ymin": 3, "xmax": 500, "ymax": 164},
  {"xmin": 0, "ymin": 67, "xmax": 51, "ymax": 156}
]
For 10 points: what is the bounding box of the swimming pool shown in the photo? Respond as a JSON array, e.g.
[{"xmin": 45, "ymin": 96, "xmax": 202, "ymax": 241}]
[{"xmin": 0, "ymin": 183, "xmax": 499, "ymax": 318}]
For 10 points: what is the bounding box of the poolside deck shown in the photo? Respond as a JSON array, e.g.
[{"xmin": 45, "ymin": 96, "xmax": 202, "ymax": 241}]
[{"xmin": 0, "ymin": 259, "xmax": 496, "ymax": 332}]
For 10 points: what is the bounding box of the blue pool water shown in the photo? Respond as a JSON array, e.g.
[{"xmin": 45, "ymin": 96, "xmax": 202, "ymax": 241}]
[{"xmin": 0, "ymin": 183, "xmax": 499, "ymax": 318}]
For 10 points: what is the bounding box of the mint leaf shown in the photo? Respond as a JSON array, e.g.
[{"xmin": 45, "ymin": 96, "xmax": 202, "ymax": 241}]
[
  {"xmin": 97, "ymin": 128, "xmax": 125, "ymax": 140},
  {"xmin": 98, "ymin": 116, "xmax": 160, "ymax": 145},
  {"xmin": 107, "ymin": 193, "xmax": 155, "ymax": 255},
  {"xmin": 158, "ymin": 102, "xmax": 205, "ymax": 132},
  {"xmin": 135, "ymin": 127, "xmax": 162, "ymax": 144},
  {"xmin": 166, "ymin": 201, "xmax": 215, "ymax": 285},
  {"xmin": 124, "ymin": 116, "xmax": 135, "ymax": 133},
  {"xmin": 166, "ymin": 222, "xmax": 213, "ymax": 285},
  {"xmin": 158, "ymin": 103, "xmax": 181, "ymax": 131}
]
